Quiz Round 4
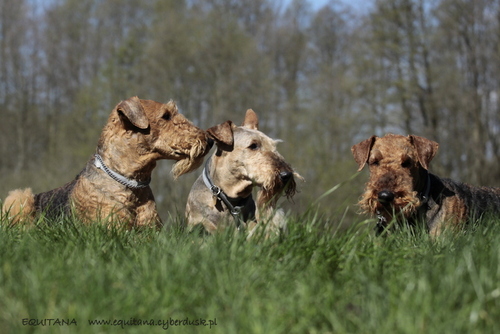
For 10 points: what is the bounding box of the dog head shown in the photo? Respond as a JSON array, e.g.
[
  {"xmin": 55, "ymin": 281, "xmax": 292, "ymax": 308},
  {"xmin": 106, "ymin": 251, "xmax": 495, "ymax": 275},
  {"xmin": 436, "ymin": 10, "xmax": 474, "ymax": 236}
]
[
  {"xmin": 351, "ymin": 133, "xmax": 439, "ymax": 221},
  {"xmin": 206, "ymin": 109, "xmax": 302, "ymax": 207},
  {"xmin": 98, "ymin": 96, "xmax": 212, "ymax": 179}
]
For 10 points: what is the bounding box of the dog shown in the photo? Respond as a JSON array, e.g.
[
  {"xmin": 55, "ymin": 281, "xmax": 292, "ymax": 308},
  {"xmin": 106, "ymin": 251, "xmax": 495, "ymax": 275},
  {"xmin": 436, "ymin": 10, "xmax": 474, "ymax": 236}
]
[
  {"xmin": 352, "ymin": 133, "xmax": 500, "ymax": 236},
  {"xmin": 2, "ymin": 96, "xmax": 213, "ymax": 228},
  {"xmin": 185, "ymin": 109, "xmax": 302, "ymax": 235}
]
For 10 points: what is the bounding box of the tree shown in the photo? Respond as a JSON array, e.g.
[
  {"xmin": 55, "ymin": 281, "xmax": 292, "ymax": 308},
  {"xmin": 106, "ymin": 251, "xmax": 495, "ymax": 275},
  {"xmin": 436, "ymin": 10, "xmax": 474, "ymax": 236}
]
[
  {"xmin": 0, "ymin": 0, "xmax": 42, "ymax": 172},
  {"xmin": 433, "ymin": 0, "xmax": 500, "ymax": 184}
]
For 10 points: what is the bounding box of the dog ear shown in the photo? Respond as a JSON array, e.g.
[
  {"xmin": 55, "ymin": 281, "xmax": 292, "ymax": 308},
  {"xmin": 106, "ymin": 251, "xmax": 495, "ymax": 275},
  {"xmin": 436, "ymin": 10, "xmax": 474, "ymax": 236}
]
[
  {"xmin": 207, "ymin": 121, "xmax": 234, "ymax": 152},
  {"xmin": 116, "ymin": 96, "xmax": 149, "ymax": 130},
  {"xmin": 409, "ymin": 135, "xmax": 439, "ymax": 170},
  {"xmin": 242, "ymin": 109, "xmax": 259, "ymax": 130},
  {"xmin": 351, "ymin": 136, "xmax": 377, "ymax": 171}
]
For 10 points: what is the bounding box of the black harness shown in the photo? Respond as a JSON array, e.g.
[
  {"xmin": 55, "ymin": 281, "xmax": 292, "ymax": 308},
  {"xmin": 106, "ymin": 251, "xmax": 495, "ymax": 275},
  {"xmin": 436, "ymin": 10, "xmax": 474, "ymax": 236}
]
[{"xmin": 201, "ymin": 156, "xmax": 252, "ymax": 229}]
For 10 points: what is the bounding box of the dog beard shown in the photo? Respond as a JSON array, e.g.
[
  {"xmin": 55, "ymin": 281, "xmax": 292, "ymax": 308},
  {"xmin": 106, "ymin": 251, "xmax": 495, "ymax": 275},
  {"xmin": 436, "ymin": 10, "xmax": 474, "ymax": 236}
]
[
  {"xmin": 171, "ymin": 139, "xmax": 208, "ymax": 179},
  {"xmin": 359, "ymin": 190, "xmax": 421, "ymax": 220},
  {"xmin": 256, "ymin": 171, "xmax": 300, "ymax": 208}
]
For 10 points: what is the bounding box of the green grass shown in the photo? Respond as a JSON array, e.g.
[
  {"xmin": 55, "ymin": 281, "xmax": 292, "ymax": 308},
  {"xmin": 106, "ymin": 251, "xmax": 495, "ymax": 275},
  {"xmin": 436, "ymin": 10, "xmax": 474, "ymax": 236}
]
[{"xmin": 1, "ymin": 210, "xmax": 500, "ymax": 333}]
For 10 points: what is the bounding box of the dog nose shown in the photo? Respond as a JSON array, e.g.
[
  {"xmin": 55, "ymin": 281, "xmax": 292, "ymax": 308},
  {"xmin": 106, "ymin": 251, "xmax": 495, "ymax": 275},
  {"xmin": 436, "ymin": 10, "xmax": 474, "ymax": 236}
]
[
  {"xmin": 280, "ymin": 171, "xmax": 293, "ymax": 183},
  {"xmin": 378, "ymin": 190, "xmax": 395, "ymax": 204}
]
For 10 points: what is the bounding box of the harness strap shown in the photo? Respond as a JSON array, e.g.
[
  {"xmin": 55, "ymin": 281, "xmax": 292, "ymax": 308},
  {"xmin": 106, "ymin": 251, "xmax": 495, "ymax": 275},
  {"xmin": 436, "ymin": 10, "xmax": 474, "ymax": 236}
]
[{"xmin": 202, "ymin": 156, "xmax": 249, "ymax": 228}]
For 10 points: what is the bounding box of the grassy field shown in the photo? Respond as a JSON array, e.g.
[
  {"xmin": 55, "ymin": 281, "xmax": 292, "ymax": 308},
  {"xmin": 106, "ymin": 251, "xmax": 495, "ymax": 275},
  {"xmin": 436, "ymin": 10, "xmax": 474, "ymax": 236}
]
[{"xmin": 1, "ymin": 208, "xmax": 500, "ymax": 333}]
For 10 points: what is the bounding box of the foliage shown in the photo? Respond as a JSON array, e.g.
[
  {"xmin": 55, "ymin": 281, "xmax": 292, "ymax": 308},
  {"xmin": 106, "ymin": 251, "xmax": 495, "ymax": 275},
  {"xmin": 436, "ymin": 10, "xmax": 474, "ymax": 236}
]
[
  {"xmin": 1, "ymin": 210, "xmax": 500, "ymax": 333},
  {"xmin": 1, "ymin": 0, "xmax": 500, "ymax": 228}
]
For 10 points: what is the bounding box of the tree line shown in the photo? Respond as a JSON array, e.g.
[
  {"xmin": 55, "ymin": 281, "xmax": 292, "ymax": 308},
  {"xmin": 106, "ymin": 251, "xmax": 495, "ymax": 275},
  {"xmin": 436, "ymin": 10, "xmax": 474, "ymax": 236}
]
[{"xmin": 1, "ymin": 0, "xmax": 499, "ymax": 223}]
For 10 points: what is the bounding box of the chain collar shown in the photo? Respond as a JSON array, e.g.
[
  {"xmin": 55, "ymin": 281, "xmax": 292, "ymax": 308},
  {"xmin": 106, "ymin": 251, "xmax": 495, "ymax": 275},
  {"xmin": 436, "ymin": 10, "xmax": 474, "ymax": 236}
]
[{"xmin": 93, "ymin": 154, "xmax": 150, "ymax": 189}]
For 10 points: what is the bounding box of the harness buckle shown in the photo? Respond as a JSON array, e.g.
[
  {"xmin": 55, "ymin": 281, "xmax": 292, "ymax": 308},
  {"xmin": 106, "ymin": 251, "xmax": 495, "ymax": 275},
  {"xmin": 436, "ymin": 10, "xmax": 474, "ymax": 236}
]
[
  {"xmin": 230, "ymin": 206, "xmax": 242, "ymax": 216},
  {"xmin": 210, "ymin": 185, "xmax": 221, "ymax": 196}
]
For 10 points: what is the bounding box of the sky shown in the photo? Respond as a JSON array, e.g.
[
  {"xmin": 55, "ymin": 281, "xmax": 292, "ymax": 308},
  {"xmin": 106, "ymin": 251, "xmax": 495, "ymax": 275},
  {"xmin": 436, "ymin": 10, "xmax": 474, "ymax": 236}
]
[
  {"xmin": 310, "ymin": 0, "xmax": 334, "ymax": 9},
  {"xmin": 281, "ymin": 0, "xmax": 373, "ymax": 14}
]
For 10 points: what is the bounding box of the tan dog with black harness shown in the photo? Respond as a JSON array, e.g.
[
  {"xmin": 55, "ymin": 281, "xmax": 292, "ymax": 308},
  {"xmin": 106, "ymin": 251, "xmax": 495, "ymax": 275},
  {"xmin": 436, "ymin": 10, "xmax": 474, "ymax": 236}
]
[{"xmin": 185, "ymin": 109, "xmax": 302, "ymax": 235}]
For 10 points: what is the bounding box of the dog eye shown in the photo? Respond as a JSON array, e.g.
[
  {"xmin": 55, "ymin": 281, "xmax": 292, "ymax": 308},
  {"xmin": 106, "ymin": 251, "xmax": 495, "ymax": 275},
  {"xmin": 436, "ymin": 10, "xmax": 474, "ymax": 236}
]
[
  {"xmin": 162, "ymin": 112, "xmax": 171, "ymax": 121},
  {"xmin": 369, "ymin": 159, "xmax": 379, "ymax": 166},
  {"xmin": 248, "ymin": 143, "xmax": 259, "ymax": 150}
]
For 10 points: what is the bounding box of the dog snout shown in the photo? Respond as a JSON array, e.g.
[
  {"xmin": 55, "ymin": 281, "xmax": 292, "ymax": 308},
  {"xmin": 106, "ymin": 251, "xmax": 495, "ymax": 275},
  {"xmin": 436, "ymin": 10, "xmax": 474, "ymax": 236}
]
[
  {"xmin": 279, "ymin": 171, "xmax": 293, "ymax": 183},
  {"xmin": 378, "ymin": 190, "xmax": 395, "ymax": 204}
]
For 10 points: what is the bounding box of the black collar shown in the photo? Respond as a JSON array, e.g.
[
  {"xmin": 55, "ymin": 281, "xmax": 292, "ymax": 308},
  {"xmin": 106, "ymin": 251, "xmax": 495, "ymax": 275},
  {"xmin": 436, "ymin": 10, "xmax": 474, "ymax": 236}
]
[{"xmin": 201, "ymin": 156, "xmax": 251, "ymax": 228}]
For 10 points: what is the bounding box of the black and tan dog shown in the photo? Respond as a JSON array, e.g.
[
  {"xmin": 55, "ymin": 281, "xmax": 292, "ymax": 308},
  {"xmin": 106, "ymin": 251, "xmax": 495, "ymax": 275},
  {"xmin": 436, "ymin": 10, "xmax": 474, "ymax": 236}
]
[
  {"xmin": 2, "ymin": 96, "xmax": 213, "ymax": 228},
  {"xmin": 185, "ymin": 109, "xmax": 302, "ymax": 235},
  {"xmin": 352, "ymin": 133, "xmax": 500, "ymax": 236}
]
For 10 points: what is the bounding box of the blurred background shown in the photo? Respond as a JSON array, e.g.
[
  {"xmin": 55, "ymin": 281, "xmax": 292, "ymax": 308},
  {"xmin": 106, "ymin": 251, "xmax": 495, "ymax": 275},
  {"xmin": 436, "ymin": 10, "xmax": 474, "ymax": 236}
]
[{"xmin": 1, "ymin": 0, "xmax": 500, "ymax": 227}]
